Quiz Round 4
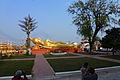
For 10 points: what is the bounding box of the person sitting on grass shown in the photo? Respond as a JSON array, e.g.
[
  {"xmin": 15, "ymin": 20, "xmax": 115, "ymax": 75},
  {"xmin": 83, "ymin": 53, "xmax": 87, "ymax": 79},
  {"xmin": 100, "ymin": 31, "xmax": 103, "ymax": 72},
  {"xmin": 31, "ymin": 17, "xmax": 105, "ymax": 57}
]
[{"xmin": 12, "ymin": 70, "xmax": 30, "ymax": 80}]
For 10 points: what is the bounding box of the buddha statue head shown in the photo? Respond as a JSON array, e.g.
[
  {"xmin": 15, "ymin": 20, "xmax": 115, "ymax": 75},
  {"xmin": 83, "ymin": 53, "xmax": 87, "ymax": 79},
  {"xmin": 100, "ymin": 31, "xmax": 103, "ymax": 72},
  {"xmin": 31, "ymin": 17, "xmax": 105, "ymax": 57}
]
[{"xmin": 30, "ymin": 37, "xmax": 44, "ymax": 46}]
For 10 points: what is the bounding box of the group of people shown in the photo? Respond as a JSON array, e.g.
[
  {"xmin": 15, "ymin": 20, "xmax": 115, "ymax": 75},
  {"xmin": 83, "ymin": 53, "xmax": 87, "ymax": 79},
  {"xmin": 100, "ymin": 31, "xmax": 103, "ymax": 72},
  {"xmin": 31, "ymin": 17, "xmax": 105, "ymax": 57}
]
[
  {"xmin": 12, "ymin": 70, "xmax": 30, "ymax": 80},
  {"xmin": 12, "ymin": 62, "xmax": 97, "ymax": 80},
  {"xmin": 81, "ymin": 62, "xmax": 98, "ymax": 80}
]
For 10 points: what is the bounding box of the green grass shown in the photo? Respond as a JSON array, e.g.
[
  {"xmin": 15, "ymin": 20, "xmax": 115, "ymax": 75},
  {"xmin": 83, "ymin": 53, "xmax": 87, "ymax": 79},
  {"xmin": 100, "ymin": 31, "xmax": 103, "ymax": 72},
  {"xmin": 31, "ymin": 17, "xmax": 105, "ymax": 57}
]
[
  {"xmin": 43, "ymin": 53, "xmax": 77, "ymax": 58},
  {"xmin": 101, "ymin": 55, "xmax": 120, "ymax": 60},
  {"xmin": 0, "ymin": 60, "xmax": 34, "ymax": 76},
  {"xmin": 1, "ymin": 54, "xmax": 35, "ymax": 59},
  {"xmin": 47, "ymin": 57, "xmax": 120, "ymax": 72},
  {"xmin": 0, "ymin": 56, "xmax": 120, "ymax": 77}
]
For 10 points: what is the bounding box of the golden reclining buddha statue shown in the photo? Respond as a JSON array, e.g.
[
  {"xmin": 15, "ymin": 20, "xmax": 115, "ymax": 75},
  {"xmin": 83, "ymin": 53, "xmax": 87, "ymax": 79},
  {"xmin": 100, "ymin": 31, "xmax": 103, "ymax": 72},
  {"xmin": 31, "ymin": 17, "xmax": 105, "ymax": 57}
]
[{"xmin": 30, "ymin": 37, "xmax": 79, "ymax": 49}]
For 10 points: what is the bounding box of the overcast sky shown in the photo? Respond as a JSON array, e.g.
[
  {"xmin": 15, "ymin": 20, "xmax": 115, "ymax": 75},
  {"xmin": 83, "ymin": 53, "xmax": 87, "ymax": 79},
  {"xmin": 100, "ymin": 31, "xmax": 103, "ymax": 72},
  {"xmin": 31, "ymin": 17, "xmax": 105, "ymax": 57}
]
[{"xmin": 0, "ymin": 0, "xmax": 83, "ymax": 44}]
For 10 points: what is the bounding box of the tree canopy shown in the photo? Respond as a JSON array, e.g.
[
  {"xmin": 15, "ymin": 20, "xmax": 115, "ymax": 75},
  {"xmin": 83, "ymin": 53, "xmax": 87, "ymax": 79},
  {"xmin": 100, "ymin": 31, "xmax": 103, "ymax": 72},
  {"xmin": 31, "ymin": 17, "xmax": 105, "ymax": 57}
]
[
  {"xmin": 101, "ymin": 28, "xmax": 120, "ymax": 50},
  {"xmin": 19, "ymin": 15, "xmax": 37, "ymax": 37},
  {"xmin": 68, "ymin": 0, "xmax": 120, "ymax": 52},
  {"xmin": 19, "ymin": 15, "xmax": 37, "ymax": 51}
]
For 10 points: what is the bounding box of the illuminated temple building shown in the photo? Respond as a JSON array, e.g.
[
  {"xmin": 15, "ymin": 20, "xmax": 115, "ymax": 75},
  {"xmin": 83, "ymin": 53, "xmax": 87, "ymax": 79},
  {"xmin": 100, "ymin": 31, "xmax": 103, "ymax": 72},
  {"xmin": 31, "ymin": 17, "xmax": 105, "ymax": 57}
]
[{"xmin": 0, "ymin": 41, "xmax": 22, "ymax": 56}]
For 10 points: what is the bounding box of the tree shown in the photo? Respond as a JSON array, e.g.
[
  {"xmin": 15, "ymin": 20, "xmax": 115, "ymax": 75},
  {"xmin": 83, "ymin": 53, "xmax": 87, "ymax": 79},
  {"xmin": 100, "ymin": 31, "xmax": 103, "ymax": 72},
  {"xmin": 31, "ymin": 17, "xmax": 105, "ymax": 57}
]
[
  {"xmin": 101, "ymin": 28, "xmax": 120, "ymax": 55},
  {"xmin": 68, "ymin": 0, "xmax": 120, "ymax": 53},
  {"xmin": 19, "ymin": 15, "xmax": 37, "ymax": 55}
]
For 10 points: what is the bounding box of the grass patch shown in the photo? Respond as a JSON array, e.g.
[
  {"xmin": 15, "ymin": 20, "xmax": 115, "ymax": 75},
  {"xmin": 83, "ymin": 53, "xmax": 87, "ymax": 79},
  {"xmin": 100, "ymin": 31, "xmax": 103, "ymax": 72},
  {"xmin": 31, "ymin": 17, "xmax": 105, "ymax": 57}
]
[
  {"xmin": 47, "ymin": 57, "xmax": 120, "ymax": 72},
  {"xmin": 101, "ymin": 55, "xmax": 120, "ymax": 60},
  {"xmin": 1, "ymin": 54, "xmax": 35, "ymax": 59},
  {"xmin": 43, "ymin": 53, "xmax": 77, "ymax": 58},
  {"xmin": 0, "ymin": 60, "xmax": 34, "ymax": 76}
]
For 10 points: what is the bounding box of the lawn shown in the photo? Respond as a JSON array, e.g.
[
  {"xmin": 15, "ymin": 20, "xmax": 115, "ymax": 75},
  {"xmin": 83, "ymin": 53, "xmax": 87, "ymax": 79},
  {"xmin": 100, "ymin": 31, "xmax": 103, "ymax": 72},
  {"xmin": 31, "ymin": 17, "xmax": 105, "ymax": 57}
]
[
  {"xmin": 101, "ymin": 55, "xmax": 120, "ymax": 60},
  {"xmin": 1, "ymin": 54, "xmax": 35, "ymax": 59},
  {"xmin": 43, "ymin": 53, "xmax": 77, "ymax": 58},
  {"xmin": 0, "ymin": 56, "xmax": 120, "ymax": 77},
  {"xmin": 47, "ymin": 57, "xmax": 120, "ymax": 72},
  {"xmin": 0, "ymin": 60, "xmax": 34, "ymax": 76}
]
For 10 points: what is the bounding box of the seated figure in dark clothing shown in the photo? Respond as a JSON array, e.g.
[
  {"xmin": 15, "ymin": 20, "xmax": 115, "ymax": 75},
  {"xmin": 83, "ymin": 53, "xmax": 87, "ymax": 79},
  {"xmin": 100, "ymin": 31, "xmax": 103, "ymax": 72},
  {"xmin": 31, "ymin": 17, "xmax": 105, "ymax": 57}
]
[
  {"xmin": 12, "ymin": 70, "xmax": 30, "ymax": 80},
  {"xmin": 83, "ymin": 67, "xmax": 98, "ymax": 80}
]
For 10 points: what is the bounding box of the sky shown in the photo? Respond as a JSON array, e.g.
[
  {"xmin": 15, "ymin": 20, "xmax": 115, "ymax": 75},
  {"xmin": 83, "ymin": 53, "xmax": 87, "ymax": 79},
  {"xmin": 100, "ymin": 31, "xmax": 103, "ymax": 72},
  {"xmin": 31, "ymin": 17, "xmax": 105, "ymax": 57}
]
[{"xmin": 0, "ymin": 0, "xmax": 82, "ymax": 44}]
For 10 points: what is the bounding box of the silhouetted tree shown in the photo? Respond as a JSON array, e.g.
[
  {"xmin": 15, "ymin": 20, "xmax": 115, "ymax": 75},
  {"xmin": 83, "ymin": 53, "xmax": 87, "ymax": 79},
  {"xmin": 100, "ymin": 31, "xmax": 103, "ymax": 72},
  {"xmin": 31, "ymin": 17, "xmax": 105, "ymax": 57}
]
[
  {"xmin": 68, "ymin": 0, "xmax": 120, "ymax": 53},
  {"xmin": 19, "ymin": 15, "xmax": 37, "ymax": 55},
  {"xmin": 101, "ymin": 28, "xmax": 120, "ymax": 55}
]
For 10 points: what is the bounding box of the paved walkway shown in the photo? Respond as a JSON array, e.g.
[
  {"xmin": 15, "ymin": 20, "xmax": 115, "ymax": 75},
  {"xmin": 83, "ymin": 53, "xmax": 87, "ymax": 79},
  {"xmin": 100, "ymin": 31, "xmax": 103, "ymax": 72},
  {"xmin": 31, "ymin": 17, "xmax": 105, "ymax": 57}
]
[
  {"xmin": 32, "ymin": 54, "xmax": 55, "ymax": 80},
  {"xmin": 54, "ymin": 66, "xmax": 120, "ymax": 80},
  {"xmin": 0, "ymin": 53, "xmax": 120, "ymax": 80},
  {"xmin": 0, "ymin": 58, "xmax": 34, "ymax": 61},
  {"xmin": 0, "ymin": 53, "xmax": 120, "ymax": 63},
  {"xmin": 46, "ymin": 53, "xmax": 120, "ymax": 63},
  {"xmin": 71, "ymin": 53, "xmax": 120, "ymax": 63},
  {"xmin": 85, "ymin": 55, "xmax": 120, "ymax": 63}
]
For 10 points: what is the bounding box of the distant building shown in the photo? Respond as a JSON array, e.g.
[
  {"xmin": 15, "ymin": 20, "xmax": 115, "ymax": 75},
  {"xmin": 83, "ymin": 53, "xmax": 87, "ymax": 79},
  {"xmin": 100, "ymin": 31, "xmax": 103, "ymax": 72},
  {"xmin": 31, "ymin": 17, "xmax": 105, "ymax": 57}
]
[
  {"xmin": 81, "ymin": 41, "xmax": 90, "ymax": 50},
  {"xmin": 94, "ymin": 41, "xmax": 101, "ymax": 50},
  {"xmin": 0, "ymin": 41, "xmax": 20, "ymax": 56}
]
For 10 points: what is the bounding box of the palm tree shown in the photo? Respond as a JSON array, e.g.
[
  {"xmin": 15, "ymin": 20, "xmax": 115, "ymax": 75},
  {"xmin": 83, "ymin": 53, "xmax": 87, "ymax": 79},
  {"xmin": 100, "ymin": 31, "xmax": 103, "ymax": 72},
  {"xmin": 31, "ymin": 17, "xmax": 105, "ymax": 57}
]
[{"xmin": 19, "ymin": 15, "xmax": 37, "ymax": 54}]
